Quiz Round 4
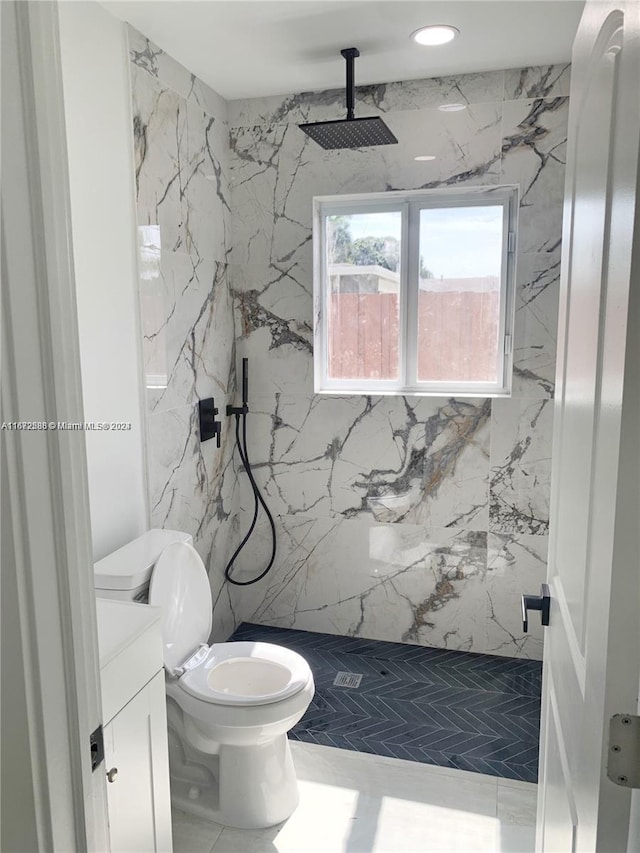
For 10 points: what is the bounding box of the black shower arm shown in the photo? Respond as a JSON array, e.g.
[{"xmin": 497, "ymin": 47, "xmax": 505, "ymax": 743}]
[{"xmin": 341, "ymin": 48, "xmax": 359, "ymax": 121}]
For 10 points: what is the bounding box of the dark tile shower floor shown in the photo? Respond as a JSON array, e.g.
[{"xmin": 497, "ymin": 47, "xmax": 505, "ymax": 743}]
[{"xmin": 230, "ymin": 623, "xmax": 542, "ymax": 783}]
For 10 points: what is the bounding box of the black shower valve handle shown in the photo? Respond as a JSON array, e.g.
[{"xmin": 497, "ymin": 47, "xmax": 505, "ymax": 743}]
[{"xmin": 198, "ymin": 398, "xmax": 222, "ymax": 447}]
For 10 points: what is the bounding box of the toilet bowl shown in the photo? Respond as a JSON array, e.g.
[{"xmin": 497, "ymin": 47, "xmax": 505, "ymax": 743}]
[{"xmin": 94, "ymin": 532, "xmax": 314, "ymax": 829}]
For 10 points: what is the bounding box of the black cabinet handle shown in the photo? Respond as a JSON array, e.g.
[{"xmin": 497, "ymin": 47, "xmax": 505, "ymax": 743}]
[{"xmin": 521, "ymin": 584, "xmax": 551, "ymax": 632}]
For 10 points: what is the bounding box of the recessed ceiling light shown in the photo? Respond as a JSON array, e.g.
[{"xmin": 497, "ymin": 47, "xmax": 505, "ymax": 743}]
[
  {"xmin": 438, "ymin": 103, "xmax": 467, "ymax": 112},
  {"xmin": 414, "ymin": 155, "xmax": 436, "ymax": 161},
  {"xmin": 412, "ymin": 25, "xmax": 459, "ymax": 46}
]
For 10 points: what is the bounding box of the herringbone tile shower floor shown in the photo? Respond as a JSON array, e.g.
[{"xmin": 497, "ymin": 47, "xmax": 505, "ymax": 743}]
[{"xmin": 230, "ymin": 623, "xmax": 542, "ymax": 783}]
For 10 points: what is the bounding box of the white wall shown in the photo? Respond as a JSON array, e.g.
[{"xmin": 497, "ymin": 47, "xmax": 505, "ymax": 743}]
[{"xmin": 58, "ymin": 1, "xmax": 148, "ymax": 560}]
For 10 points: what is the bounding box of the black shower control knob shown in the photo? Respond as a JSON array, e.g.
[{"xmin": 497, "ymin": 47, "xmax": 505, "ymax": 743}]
[{"xmin": 198, "ymin": 398, "xmax": 222, "ymax": 446}]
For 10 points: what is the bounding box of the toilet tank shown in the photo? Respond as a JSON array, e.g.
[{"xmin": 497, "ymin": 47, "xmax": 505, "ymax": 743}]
[{"xmin": 94, "ymin": 529, "xmax": 193, "ymax": 602}]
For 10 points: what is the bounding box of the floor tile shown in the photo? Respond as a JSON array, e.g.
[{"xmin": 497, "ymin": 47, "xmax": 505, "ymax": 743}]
[
  {"xmin": 292, "ymin": 741, "xmax": 498, "ymax": 814},
  {"xmin": 211, "ymin": 742, "xmax": 508, "ymax": 853},
  {"xmin": 176, "ymin": 742, "xmax": 538, "ymax": 853},
  {"xmin": 496, "ymin": 822, "xmax": 537, "ymax": 853},
  {"xmin": 172, "ymin": 808, "xmax": 223, "ymax": 853},
  {"xmin": 497, "ymin": 782, "xmax": 538, "ymax": 825},
  {"xmin": 230, "ymin": 623, "xmax": 542, "ymax": 782},
  {"xmin": 498, "ymin": 776, "xmax": 540, "ymax": 792}
]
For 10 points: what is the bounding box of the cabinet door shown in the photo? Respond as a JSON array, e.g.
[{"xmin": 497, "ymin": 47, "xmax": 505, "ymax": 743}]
[{"xmin": 104, "ymin": 672, "xmax": 172, "ymax": 852}]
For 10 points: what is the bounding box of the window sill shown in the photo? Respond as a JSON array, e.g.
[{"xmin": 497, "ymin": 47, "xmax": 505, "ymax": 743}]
[{"xmin": 314, "ymin": 385, "xmax": 512, "ymax": 398}]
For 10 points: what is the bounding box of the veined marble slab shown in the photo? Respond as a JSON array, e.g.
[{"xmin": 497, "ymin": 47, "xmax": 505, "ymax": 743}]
[
  {"xmin": 501, "ymin": 97, "xmax": 569, "ymax": 254},
  {"xmin": 229, "ymin": 103, "xmax": 504, "ymax": 266},
  {"xmin": 513, "ymin": 251, "xmax": 561, "ymax": 398},
  {"xmin": 132, "ymin": 64, "xmax": 230, "ymax": 262},
  {"xmin": 237, "ymin": 393, "xmax": 490, "ymax": 530},
  {"xmin": 224, "ymin": 512, "xmax": 544, "ymax": 660},
  {"xmin": 128, "ymin": 43, "xmax": 566, "ymax": 657},
  {"xmin": 224, "ymin": 69, "xmax": 565, "ymax": 656},
  {"xmin": 128, "ymin": 25, "xmax": 227, "ymax": 120},
  {"xmin": 129, "ymin": 26, "xmax": 240, "ymax": 640},
  {"xmin": 490, "ymin": 398, "xmax": 553, "ymax": 535},
  {"xmin": 226, "ymin": 63, "xmax": 570, "ymax": 128}
]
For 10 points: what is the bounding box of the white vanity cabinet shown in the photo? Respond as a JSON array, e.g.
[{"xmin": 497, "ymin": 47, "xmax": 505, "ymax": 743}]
[{"xmin": 96, "ymin": 598, "xmax": 172, "ymax": 852}]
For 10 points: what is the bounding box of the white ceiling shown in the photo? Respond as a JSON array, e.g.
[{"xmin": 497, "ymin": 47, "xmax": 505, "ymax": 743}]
[{"xmin": 101, "ymin": 0, "xmax": 585, "ymax": 101}]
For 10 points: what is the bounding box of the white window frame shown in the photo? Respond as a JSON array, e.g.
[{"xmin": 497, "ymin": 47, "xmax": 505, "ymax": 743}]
[{"xmin": 313, "ymin": 185, "xmax": 519, "ymax": 397}]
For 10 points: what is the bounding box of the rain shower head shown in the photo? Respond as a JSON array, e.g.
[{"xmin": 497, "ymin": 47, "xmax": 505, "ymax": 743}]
[
  {"xmin": 299, "ymin": 48, "xmax": 398, "ymax": 150},
  {"xmin": 299, "ymin": 116, "xmax": 397, "ymax": 149}
]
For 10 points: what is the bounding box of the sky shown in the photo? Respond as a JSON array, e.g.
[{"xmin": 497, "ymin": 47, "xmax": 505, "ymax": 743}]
[{"xmin": 345, "ymin": 206, "xmax": 504, "ymax": 278}]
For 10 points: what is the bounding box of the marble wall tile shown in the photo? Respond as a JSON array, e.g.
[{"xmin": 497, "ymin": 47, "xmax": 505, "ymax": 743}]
[
  {"xmin": 489, "ymin": 398, "xmax": 553, "ymax": 535},
  {"xmin": 231, "ymin": 514, "xmax": 489, "ymax": 652},
  {"xmin": 194, "ymin": 521, "xmax": 242, "ymax": 644},
  {"xmin": 229, "ymin": 122, "xmax": 311, "ymax": 268},
  {"xmin": 127, "ymin": 50, "xmax": 566, "ymax": 656},
  {"xmin": 132, "ymin": 65, "xmax": 230, "ymax": 262},
  {"xmin": 230, "ymin": 259, "xmax": 314, "ymax": 395},
  {"xmin": 127, "ymin": 25, "xmax": 227, "ymax": 120},
  {"xmin": 145, "ymin": 397, "xmax": 241, "ymax": 643},
  {"xmin": 229, "ymin": 103, "xmax": 503, "ymax": 266},
  {"xmin": 367, "ymin": 71, "xmax": 505, "ymax": 114},
  {"xmin": 368, "ymin": 103, "xmax": 504, "ymax": 191},
  {"xmin": 224, "ymin": 66, "xmax": 567, "ymax": 656},
  {"xmin": 486, "ymin": 533, "xmax": 548, "ymax": 659},
  {"xmin": 129, "ymin": 28, "xmax": 240, "ymax": 639},
  {"xmin": 227, "ymin": 70, "xmax": 506, "ymax": 128},
  {"xmin": 512, "ymin": 252, "xmax": 561, "ymax": 399},
  {"xmin": 227, "ymin": 512, "xmax": 545, "ymax": 659},
  {"xmin": 237, "ymin": 393, "xmax": 490, "ymax": 531},
  {"xmin": 141, "ymin": 254, "xmax": 234, "ymax": 415},
  {"xmin": 501, "ymin": 97, "xmax": 569, "ymax": 253},
  {"xmin": 504, "ymin": 64, "xmax": 571, "ymax": 101},
  {"xmin": 146, "ymin": 403, "xmax": 231, "ymax": 539}
]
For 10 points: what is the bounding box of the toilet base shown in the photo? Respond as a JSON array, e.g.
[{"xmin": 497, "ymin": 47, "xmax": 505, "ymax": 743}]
[{"xmin": 167, "ymin": 703, "xmax": 300, "ymax": 829}]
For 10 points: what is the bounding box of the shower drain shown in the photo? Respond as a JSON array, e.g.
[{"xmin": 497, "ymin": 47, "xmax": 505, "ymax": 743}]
[{"xmin": 333, "ymin": 671, "xmax": 363, "ymax": 689}]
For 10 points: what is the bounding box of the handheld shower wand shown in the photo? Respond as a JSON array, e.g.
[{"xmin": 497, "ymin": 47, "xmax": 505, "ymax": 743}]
[
  {"xmin": 227, "ymin": 357, "xmax": 249, "ymax": 416},
  {"xmin": 243, "ymin": 357, "xmax": 248, "ymax": 409},
  {"xmin": 225, "ymin": 358, "xmax": 277, "ymax": 585}
]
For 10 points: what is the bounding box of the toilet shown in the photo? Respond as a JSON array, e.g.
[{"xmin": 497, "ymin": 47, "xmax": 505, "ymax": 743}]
[{"xmin": 94, "ymin": 530, "xmax": 315, "ymax": 829}]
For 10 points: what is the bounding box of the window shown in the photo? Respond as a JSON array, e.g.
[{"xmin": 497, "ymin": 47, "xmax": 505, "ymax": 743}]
[{"xmin": 313, "ymin": 187, "xmax": 518, "ymax": 396}]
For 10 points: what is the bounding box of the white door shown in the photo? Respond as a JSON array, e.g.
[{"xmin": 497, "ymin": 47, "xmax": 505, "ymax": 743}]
[
  {"xmin": 2, "ymin": 1, "xmax": 110, "ymax": 850},
  {"xmin": 537, "ymin": 1, "xmax": 640, "ymax": 851}
]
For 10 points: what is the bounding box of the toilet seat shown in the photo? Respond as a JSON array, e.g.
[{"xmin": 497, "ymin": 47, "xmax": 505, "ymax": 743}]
[
  {"xmin": 149, "ymin": 541, "xmax": 313, "ymax": 709},
  {"xmin": 178, "ymin": 641, "xmax": 312, "ymax": 706}
]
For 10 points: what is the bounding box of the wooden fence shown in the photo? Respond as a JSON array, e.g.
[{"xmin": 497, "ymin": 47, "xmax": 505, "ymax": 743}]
[{"xmin": 329, "ymin": 291, "xmax": 499, "ymax": 382}]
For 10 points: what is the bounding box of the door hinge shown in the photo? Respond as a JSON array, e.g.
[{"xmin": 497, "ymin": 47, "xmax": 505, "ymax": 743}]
[
  {"xmin": 504, "ymin": 334, "xmax": 513, "ymax": 355},
  {"xmin": 508, "ymin": 232, "xmax": 517, "ymax": 253},
  {"xmin": 607, "ymin": 715, "xmax": 640, "ymax": 788},
  {"xmin": 89, "ymin": 724, "xmax": 104, "ymax": 772}
]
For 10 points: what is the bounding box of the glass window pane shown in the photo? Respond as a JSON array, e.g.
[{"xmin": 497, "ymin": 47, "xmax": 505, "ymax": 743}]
[
  {"xmin": 417, "ymin": 205, "xmax": 503, "ymax": 384},
  {"xmin": 326, "ymin": 211, "xmax": 401, "ymax": 381}
]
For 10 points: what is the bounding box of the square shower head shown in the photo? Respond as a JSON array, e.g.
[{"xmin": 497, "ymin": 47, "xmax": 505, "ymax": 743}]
[{"xmin": 299, "ymin": 116, "xmax": 398, "ymax": 150}]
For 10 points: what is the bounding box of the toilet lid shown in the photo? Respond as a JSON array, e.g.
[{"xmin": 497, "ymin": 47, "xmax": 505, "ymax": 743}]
[{"xmin": 148, "ymin": 541, "xmax": 212, "ymax": 675}]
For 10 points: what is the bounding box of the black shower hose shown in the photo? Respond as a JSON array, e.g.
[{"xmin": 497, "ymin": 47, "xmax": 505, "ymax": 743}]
[{"xmin": 223, "ymin": 410, "xmax": 277, "ymax": 586}]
